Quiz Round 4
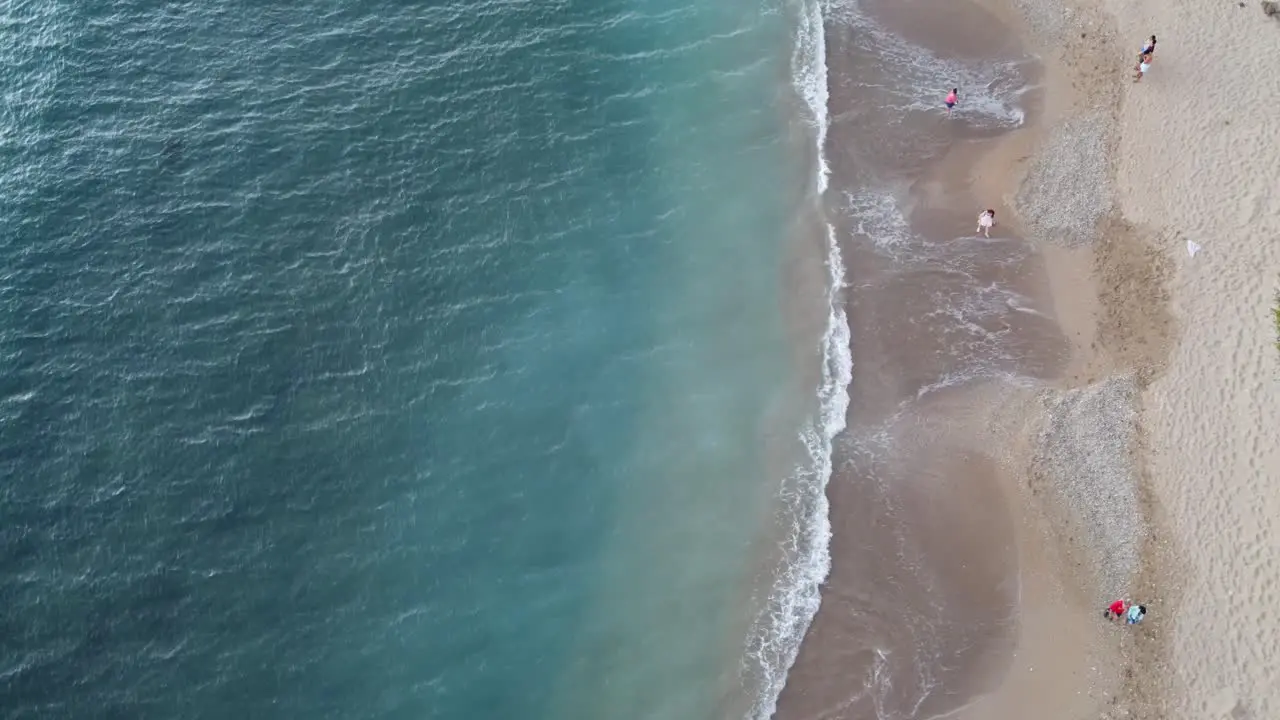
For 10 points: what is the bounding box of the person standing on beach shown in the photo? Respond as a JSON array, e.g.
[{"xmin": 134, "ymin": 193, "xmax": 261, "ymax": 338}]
[
  {"xmin": 1134, "ymin": 52, "xmax": 1151, "ymax": 82},
  {"xmin": 975, "ymin": 209, "xmax": 995, "ymax": 237},
  {"xmin": 945, "ymin": 88, "xmax": 958, "ymax": 116},
  {"xmin": 1141, "ymin": 35, "xmax": 1156, "ymax": 58}
]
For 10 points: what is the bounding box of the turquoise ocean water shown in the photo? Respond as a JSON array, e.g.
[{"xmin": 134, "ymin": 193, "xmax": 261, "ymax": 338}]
[{"xmin": 1, "ymin": 1, "xmax": 844, "ymax": 718}]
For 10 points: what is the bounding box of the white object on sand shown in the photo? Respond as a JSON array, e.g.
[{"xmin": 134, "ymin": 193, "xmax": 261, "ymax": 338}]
[{"xmin": 1186, "ymin": 240, "xmax": 1202, "ymax": 257}]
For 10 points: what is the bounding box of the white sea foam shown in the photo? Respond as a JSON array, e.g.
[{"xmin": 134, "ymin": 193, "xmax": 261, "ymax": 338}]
[
  {"xmin": 830, "ymin": 0, "xmax": 1031, "ymax": 129},
  {"xmin": 742, "ymin": 0, "xmax": 851, "ymax": 716},
  {"xmin": 797, "ymin": 0, "xmax": 830, "ymax": 196},
  {"xmin": 846, "ymin": 188, "xmax": 914, "ymax": 255}
]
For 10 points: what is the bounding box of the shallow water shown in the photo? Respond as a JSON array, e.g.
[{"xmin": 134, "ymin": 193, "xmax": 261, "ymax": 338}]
[{"xmin": 0, "ymin": 2, "xmax": 827, "ymax": 718}]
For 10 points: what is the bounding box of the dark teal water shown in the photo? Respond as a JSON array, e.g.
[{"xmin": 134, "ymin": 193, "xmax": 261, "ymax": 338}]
[{"xmin": 1, "ymin": 1, "xmax": 818, "ymax": 719}]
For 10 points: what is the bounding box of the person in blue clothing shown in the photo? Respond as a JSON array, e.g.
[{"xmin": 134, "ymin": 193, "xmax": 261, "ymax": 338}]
[{"xmin": 1125, "ymin": 604, "xmax": 1147, "ymax": 625}]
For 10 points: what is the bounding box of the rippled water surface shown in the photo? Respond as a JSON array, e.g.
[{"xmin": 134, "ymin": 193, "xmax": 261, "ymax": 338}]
[{"xmin": 0, "ymin": 2, "xmax": 813, "ymax": 718}]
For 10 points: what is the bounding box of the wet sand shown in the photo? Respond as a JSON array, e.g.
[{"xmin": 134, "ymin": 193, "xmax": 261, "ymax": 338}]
[
  {"xmin": 774, "ymin": 0, "xmax": 1077, "ymax": 717},
  {"xmin": 772, "ymin": 0, "xmax": 1152, "ymax": 716}
]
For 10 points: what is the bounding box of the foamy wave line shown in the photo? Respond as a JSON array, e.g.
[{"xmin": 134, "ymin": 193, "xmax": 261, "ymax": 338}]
[
  {"xmin": 796, "ymin": 0, "xmax": 829, "ymax": 194},
  {"xmin": 743, "ymin": 0, "xmax": 852, "ymax": 716},
  {"xmin": 743, "ymin": 224, "xmax": 850, "ymax": 720},
  {"xmin": 830, "ymin": 0, "xmax": 1029, "ymax": 130}
]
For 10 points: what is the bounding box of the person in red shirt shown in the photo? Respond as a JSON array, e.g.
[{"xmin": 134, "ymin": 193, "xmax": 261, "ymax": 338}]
[{"xmin": 1105, "ymin": 599, "xmax": 1129, "ymax": 621}]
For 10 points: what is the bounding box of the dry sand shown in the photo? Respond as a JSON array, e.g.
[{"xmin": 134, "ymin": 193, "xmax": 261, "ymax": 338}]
[
  {"xmin": 1101, "ymin": 0, "xmax": 1280, "ymax": 718},
  {"xmin": 995, "ymin": 0, "xmax": 1280, "ymax": 717}
]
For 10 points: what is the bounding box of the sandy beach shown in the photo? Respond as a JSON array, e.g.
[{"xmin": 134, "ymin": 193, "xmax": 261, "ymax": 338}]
[
  {"xmin": 960, "ymin": 0, "xmax": 1280, "ymax": 717},
  {"xmin": 1102, "ymin": 0, "xmax": 1280, "ymax": 717},
  {"xmin": 773, "ymin": 0, "xmax": 1278, "ymax": 717}
]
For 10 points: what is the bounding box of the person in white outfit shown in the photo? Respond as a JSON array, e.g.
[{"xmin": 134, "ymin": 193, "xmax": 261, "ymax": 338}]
[
  {"xmin": 1134, "ymin": 52, "xmax": 1151, "ymax": 82},
  {"xmin": 976, "ymin": 209, "xmax": 995, "ymax": 237}
]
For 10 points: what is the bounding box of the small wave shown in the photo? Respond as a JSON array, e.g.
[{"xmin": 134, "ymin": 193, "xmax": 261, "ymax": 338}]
[
  {"xmin": 742, "ymin": 0, "xmax": 851, "ymax": 717},
  {"xmin": 744, "ymin": 228, "xmax": 850, "ymax": 719},
  {"xmin": 794, "ymin": 0, "xmax": 830, "ymax": 195},
  {"xmin": 846, "ymin": 188, "xmax": 914, "ymax": 254},
  {"xmin": 830, "ymin": 0, "xmax": 1031, "ymax": 130}
]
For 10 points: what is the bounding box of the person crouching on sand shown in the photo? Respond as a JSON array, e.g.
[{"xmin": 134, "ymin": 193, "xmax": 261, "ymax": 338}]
[
  {"xmin": 1126, "ymin": 604, "xmax": 1147, "ymax": 625},
  {"xmin": 1104, "ymin": 599, "xmax": 1129, "ymax": 621},
  {"xmin": 976, "ymin": 209, "xmax": 995, "ymax": 237}
]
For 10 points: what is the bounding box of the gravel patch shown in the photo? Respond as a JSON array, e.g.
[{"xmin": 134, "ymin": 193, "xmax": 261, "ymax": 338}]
[
  {"xmin": 1035, "ymin": 375, "xmax": 1143, "ymax": 598},
  {"xmin": 1012, "ymin": 0, "xmax": 1079, "ymax": 43},
  {"xmin": 1016, "ymin": 112, "xmax": 1115, "ymax": 247}
]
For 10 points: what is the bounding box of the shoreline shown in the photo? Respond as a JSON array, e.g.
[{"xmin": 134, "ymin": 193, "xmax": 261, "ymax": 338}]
[{"xmin": 773, "ymin": 0, "xmax": 1083, "ymax": 716}]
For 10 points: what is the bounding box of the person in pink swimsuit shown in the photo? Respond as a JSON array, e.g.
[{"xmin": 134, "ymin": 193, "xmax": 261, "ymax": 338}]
[{"xmin": 945, "ymin": 88, "xmax": 958, "ymax": 115}]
